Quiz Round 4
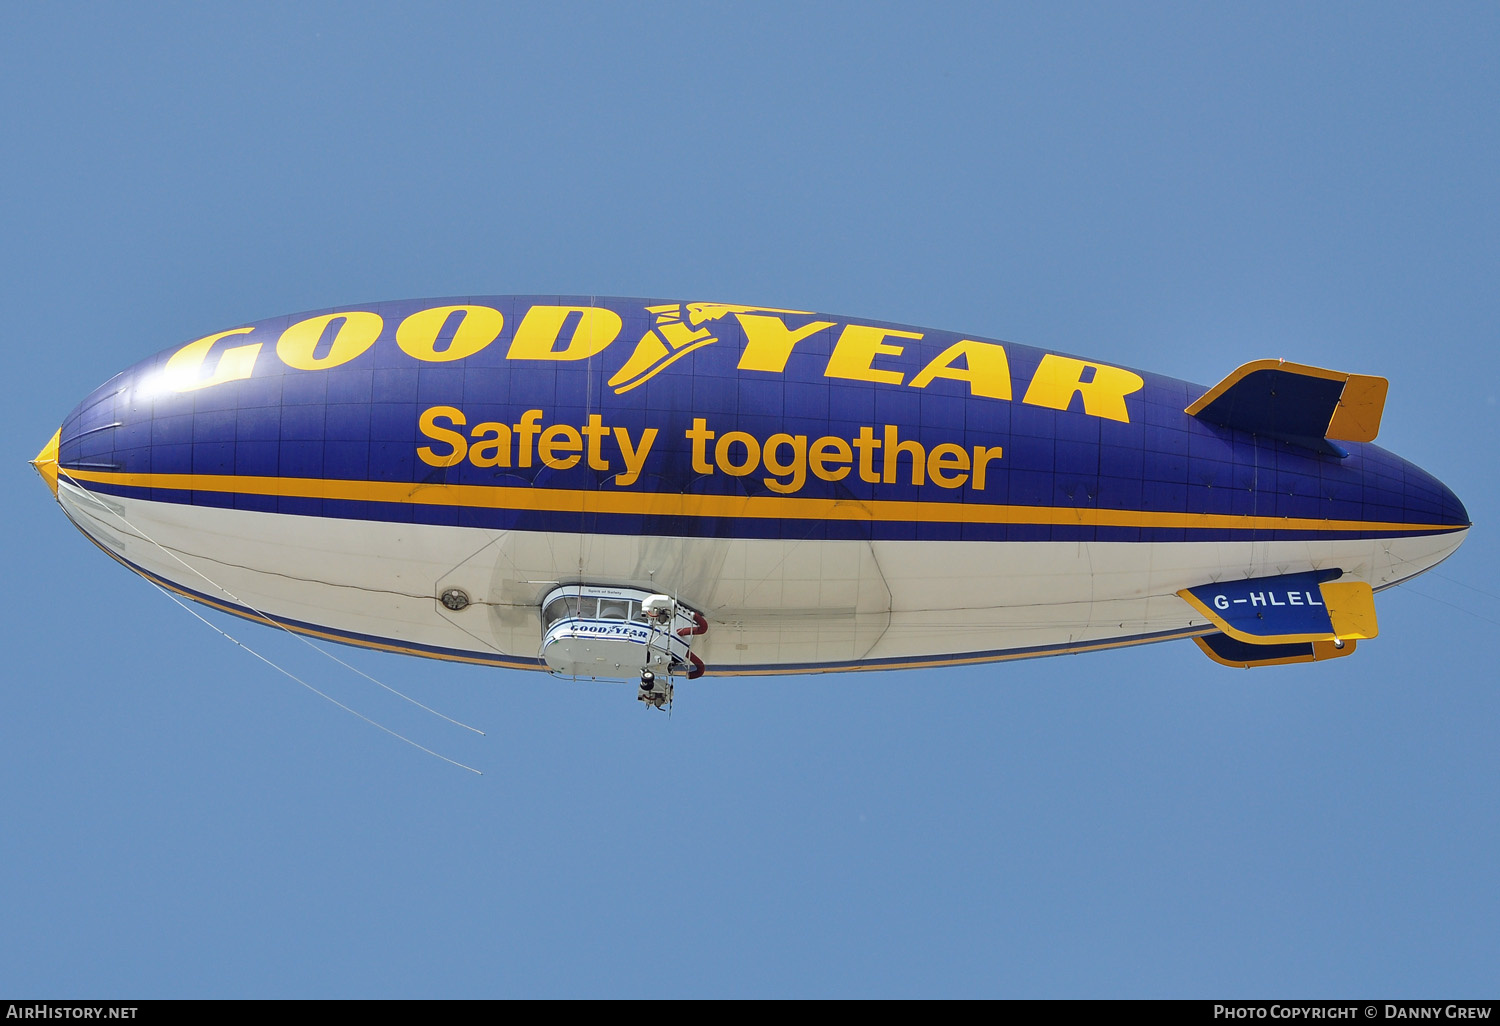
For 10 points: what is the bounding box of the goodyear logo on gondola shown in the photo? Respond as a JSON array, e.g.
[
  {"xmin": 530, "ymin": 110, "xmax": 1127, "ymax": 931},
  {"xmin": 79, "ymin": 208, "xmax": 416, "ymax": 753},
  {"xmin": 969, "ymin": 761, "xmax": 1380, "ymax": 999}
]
[
  {"xmin": 158, "ymin": 300, "xmax": 1144, "ymax": 423},
  {"xmin": 551, "ymin": 621, "xmax": 652, "ymax": 642}
]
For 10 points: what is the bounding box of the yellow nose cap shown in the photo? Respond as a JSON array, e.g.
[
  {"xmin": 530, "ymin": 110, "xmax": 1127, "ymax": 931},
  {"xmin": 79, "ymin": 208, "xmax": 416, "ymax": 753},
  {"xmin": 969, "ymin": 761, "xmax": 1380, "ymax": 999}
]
[{"xmin": 31, "ymin": 428, "xmax": 61, "ymax": 497}]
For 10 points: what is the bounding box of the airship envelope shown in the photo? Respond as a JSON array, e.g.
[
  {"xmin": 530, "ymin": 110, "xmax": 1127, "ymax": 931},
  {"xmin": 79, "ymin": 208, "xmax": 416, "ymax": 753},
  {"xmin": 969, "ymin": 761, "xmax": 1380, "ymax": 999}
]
[{"xmin": 32, "ymin": 296, "xmax": 1469, "ymax": 703}]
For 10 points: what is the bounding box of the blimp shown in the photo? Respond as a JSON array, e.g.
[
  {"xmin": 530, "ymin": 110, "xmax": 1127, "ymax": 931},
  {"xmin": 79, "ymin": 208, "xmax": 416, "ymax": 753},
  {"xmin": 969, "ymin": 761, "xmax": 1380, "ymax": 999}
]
[{"xmin": 33, "ymin": 296, "xmax": 1469, "ymax": 707}]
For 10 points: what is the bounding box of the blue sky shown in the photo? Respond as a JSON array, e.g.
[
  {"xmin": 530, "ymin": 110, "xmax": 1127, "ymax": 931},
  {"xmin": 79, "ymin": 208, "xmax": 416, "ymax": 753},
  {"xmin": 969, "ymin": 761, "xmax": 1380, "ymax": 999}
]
[{"xmin": 2, "ymin": 2, "xmax": 1496, "ymax": 997}]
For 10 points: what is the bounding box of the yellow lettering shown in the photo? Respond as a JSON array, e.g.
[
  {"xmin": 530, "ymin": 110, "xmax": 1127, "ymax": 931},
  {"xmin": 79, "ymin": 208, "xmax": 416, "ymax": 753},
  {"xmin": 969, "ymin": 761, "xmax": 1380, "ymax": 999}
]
[
  {"xmin": 468, "ymin": 422, "xmax": 513, "ymax": 468},
  {"xmin": 539, "ymin": 424, "xmax": 582, "ymax": 470},
  {"xmin": 277, "ymin": 311, "xmax": 383, "ymax": 371},
  {"xmin": 1021, "ymin": 354, "xmax": 1144, "ymax": 423},
  {"xmin": 507, "ymin": 305, "xmax": 621, "ymax": 361},
  {"xmin": 825, "ymin": 325, "xmax": 918, "ymax": 385},
  {"xmin": 415, "ymin": 407, "xmax": 1000, "ymax": 495},
  {"xmin": 417, "ymin": 406, "xmax": 468, "ymax": 467},
  {"xmin": 882, "ymin": 425, "xmax": 925, "ymax": 485},
  {"xmin": 686, "ymin": 418, "xmax": 715, "ymax": 475},
  {"xmin": 396, "ymin": 305, "xmax": 504, "ymax": 363},
  {"xmin": 612, "ymin": 427, "xmax": 658, "ymax": 486},
  {"xmin": 926, "ymin": 443, "xmax": 970, "ymax": 488},
  {"xmin": 163, "ymin": 327, "xmax": 261, "ymax": 392},
  {"xmin": 909, "ymin": 339, "xmax": 1012, "ymax": 400},
  {"xmin": 514, "ymin": 410, "xmax": 543, "ymax": 468},
  {"xmin": 761, "ymin": 434, "xmax": 808, "ymax": 494},
  {"xmin": 852, "ymin": 427, "xmax": 882, "ymax": 483},
  {"xmin": 972, "ymin": 446, "xmax": 1004, "ymax": 490},
  {"xmin": 735, "ymin": 315, "xmax": 835, "ymax": 373},
  {"xmin": 715, "ymin": 431, "xmax": 761, "ymax": 476},
  {"xmin": 581, "ymin": 414, "xmax": 610, "ymax": 471},
  {"xmin": 808, "ymin": 436, "xmax": 852, "ymax": 482}
]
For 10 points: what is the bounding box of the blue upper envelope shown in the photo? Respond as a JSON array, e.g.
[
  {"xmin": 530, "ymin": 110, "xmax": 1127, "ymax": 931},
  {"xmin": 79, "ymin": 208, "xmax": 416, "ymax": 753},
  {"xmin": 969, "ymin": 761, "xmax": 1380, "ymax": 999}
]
[{"xmin": 47, "ymin": 296, "xmax": 1469, "ymax": 545}]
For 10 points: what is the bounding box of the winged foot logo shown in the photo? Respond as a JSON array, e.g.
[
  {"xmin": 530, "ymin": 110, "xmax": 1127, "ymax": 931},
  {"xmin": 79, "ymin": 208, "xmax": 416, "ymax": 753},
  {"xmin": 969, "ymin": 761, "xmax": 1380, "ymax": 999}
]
[{"xmin": 605, "ymin": 303, "xmax": 811, "ymax": 393}]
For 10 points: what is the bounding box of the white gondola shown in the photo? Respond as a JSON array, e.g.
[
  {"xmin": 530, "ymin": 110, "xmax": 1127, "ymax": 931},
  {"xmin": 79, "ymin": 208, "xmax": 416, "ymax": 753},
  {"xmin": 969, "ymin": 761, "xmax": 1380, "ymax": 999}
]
[{"xmin": 539, "ymin": 585, "xmax": 707, "ymax": 706}]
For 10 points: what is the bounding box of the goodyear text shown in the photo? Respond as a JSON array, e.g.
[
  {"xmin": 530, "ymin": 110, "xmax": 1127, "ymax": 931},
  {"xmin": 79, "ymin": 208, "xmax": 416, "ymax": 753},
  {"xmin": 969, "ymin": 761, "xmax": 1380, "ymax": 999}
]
[{"xmin": 163, "ymin": 301, "xmax": 1146, "ymax": 424}]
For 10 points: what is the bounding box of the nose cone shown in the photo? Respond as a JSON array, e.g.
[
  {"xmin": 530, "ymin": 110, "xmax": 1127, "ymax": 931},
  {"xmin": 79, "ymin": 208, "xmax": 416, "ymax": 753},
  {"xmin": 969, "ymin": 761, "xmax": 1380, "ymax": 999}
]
[
  {"xmin": 1435, "ymin": 474, "xmax": 1471, "ymax": 564},
  {"xmin": 1405, "ymin": 458, "xmax": 1470, "ymax": 531},
  {"xmin": 31, "ymin": 428, "xmax": 61, "ymax": 497},
  {"xmin": 1443, "ymin": 481, "xmax": 1470, "ymax": 531},
  {"xmin": 1386, "ymin": 453, "xmax": 1471, "ymax": 579}
]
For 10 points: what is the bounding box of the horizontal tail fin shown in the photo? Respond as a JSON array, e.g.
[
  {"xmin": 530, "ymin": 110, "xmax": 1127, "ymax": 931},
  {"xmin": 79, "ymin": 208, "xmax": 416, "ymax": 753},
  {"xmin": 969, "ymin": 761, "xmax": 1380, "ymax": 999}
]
[
  {"xmin": 1179, "ymin": 569, "xmax": 1378, "ymax": 646},
  {"xmin": 1193, "ymin": 632, "xmax": 1356, "ymax": 668},
  {"xmin": 1186, "ymin": 360, "xmax": 1388, "ymax": 455}
]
